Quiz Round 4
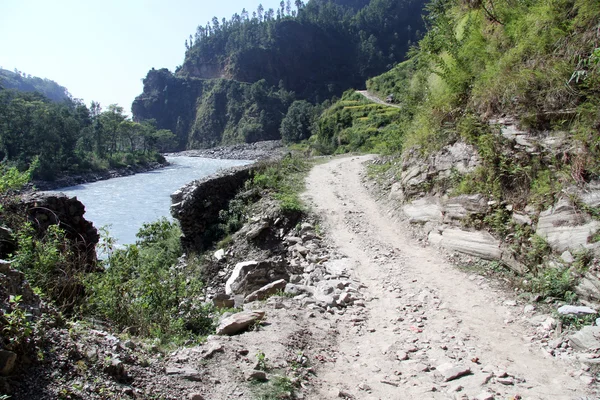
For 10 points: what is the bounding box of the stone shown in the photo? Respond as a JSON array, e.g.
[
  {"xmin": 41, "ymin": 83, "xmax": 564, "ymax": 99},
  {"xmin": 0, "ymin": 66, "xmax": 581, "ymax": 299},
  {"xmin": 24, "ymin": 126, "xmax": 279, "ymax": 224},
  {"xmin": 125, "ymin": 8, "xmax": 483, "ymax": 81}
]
[
  {"xmin": 213, "ymin": 249, "xmax": 225, "ymax": 261},
  {"xmin": 560, "ymin": 250, "xmax": 575, "ymax": 264},
  {"xmin": 496, "ymin": 376, "xmax": 514, "ymax": 385},
  {"xmin": 201, "ymin": 342, "xmax": 224, "ymax": 359},
  {"xmin": 575, "ymin": 273, "xmax": 600, "ymax": 305},
  {"xmin": 189, "ymin": 394, "xmax": 205, "ymax": 400},
  {"xmin": 557, "ymin": 305, "xmax": 597, "ymax": 316},
  {"xmin": 244, "ymin": 279, "xmax": 287, "ymax": 303},
  {"xmin": 512, "ymin": 213, "xmax": 532, "ymax": 226},
  {"xmin": 225, "ymin": 260, "xmax": 288, "ymax": 296},
  {"xmin": 569, "ymin": 326, "xmax": 600, "ymax": 351},
  {"xmin": 436, "ymin": 363, "xmax": 471, "ymax": 382},
  {"xmin": 104, "ymin": 358, "xmax": 128, "ymax": 382},
  {"xmin": 523, "ymin": 304, "xmax": 535, "ymax": 314},
  {"xmin": 536, "ymin": 199, "xmax": 600, "ymax": 253},
  {"xmin": 216, "ymin": 310, "xmax": 265, "ymax": 335},
  {"xmin": 247, "ymin": 220, "xmax": 269, "ymax": 240},
  {"xmin": 0, "ymin": 350, "xmax": 17, "ymax": 376},
  {"xmin": 166, "ymin": 367, "xmax": 202, "ymax": 381},
  {"xmin": 396, "ymin": 351, "xmax": 409, "ymax": 361},
  {"xmin": 475, "ymin": 391, "xmax": 495, "ymax": 400},
  {"xmin": 403, "ymin": 197, "xmax": 443, "ymax": 223},
  {"xmin": 429, "ymin": 228, "xmax": 502, "ymax": 260},
  {"xmin": 212, "ymin": 293, "xmax": 235, "ymax": 309},
  {"xmin": 443, "ymin": 194, "xmax": 488, "ymax": 222},
  {"xmin": 123, "ymin": 340, "xmax": 135, "ymax": 350},
  {"xmin": 284, "ymin": 283, "xmax": 313, "ymax": 296},
  {"xmin": 247, "ymin": 369, "xmax": 268, "ymax": 382}
]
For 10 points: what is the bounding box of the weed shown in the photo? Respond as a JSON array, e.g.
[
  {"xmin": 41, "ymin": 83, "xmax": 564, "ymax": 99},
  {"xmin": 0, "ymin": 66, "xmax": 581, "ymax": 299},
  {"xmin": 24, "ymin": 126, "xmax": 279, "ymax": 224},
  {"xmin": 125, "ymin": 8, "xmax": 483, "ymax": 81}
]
[
  {"xmin": 255, "ymin": 350, "xmax": 268, "ymax": 371},
  {"xmin": 557, "ymin": 312, "xmax": 598, "ymax": 329},
  {"xmin": 251, "ymin": 375, "xmax": 296, "ymax": 400}
]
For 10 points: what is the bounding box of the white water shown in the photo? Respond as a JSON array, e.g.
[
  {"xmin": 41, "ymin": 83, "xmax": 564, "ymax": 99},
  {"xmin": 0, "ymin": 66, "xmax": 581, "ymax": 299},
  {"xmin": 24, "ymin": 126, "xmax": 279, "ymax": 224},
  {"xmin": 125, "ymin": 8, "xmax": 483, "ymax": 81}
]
[{"xmin": 49, "ymin": 157, "xmax": 252, "ymax": 246}]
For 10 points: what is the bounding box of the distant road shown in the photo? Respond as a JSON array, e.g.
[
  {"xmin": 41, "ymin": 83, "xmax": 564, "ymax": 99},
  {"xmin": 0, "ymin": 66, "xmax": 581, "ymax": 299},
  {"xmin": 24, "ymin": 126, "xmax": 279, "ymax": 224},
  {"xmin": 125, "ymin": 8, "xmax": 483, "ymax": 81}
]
[{"xmin": 356, "ymin": 90, "xmax": 402, "ymax": 108}]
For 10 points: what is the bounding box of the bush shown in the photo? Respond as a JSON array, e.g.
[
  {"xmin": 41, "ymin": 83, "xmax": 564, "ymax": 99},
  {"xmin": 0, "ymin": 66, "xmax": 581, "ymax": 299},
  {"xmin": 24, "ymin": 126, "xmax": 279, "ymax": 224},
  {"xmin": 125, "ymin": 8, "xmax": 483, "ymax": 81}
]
[{"xmin": 85, "ymin": 219, "xmax": 214, "ymax": 341}]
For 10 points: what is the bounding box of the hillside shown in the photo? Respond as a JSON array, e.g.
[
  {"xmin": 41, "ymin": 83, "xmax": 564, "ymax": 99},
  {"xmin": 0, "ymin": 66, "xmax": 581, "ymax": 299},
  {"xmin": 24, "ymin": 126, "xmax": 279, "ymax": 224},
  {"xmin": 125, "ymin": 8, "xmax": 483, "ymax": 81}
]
[
  {"xmin": 132, "ymin": 0, "xmax": 427, "ymax": 150},
  {"xmin": 0, "ymin": 68, "xmax": 71, "ymax": 103},
  {"xmin": 313, "ymin": 0, "xmax": 600, "ymax": 320}
]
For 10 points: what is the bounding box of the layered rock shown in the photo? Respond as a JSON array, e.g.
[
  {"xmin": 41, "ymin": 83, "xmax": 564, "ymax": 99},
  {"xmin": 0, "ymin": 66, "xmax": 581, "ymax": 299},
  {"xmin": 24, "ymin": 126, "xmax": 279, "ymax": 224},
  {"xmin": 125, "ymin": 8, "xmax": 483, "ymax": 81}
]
[{"xmin": 171, "ymin": 164, "xmax": 254, "ymax": 251}]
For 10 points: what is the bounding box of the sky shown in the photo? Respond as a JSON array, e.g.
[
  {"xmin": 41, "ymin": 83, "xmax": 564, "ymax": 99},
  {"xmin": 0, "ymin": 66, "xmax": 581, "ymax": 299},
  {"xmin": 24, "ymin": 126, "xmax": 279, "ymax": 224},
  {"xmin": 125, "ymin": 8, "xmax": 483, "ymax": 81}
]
[{"xmin": 0, "ymin": 0, "xmax": 284, "ymax": 114}]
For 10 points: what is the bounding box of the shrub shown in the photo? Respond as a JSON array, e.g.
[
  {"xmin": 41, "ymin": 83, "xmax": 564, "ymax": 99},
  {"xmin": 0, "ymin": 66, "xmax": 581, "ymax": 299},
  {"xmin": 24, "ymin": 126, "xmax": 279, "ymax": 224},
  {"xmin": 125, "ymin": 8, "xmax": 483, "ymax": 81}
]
[{"xmin": 85, "ymin": 219, "xmax": 214, "ymax": 341}]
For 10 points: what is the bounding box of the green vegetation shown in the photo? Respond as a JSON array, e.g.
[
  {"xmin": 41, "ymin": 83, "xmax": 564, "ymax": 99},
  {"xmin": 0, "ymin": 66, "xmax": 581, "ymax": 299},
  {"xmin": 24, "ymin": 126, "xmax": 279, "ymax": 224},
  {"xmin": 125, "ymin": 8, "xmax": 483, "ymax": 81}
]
[
  {"xmin": 251, "ymin": 156, "xmax": 311, "ymax": 212},
  {"xmin": 133, "ymin": 0, "xmax": 427, "ymax": 149},
  {"xmin": 85, "ymin": 219, "xmax": 214, "ymax": 342},
  {"xmin": 314, "ymin": 90, "xmax": 404, "ymax": 154},
  {"xmin": 0, "ymin": 88, "xmax": 173, "ymax": 181},
  {"xmin": 0, "ymin": 68, "xmax": 71, "ymax": 102}
]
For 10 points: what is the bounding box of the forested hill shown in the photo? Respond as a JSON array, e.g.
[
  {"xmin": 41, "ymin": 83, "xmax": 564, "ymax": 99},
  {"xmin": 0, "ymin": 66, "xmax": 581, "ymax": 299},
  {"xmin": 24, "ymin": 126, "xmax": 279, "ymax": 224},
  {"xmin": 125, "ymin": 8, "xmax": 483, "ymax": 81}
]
[
  {"xmin": 133, "ymin": 0, "xmax": 427, "ymax": 149},
  {"xmin": 0, "ymin": 68, "xmax": 71, "ymax": 103}
]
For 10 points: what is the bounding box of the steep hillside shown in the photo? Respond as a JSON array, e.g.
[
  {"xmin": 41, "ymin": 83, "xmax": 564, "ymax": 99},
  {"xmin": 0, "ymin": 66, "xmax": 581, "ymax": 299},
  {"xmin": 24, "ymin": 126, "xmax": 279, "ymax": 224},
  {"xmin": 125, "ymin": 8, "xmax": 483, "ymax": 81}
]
[
  {"xmin": 133, "ymin": 0, "xmax": 427, "ymax": 150},
  {"xmin": 0, "ymin": 68, "xmax": 71, "ymax": 102},
  {"xmin": 315, "ymin": 0, "xmax": 600, "ymax": 308}
]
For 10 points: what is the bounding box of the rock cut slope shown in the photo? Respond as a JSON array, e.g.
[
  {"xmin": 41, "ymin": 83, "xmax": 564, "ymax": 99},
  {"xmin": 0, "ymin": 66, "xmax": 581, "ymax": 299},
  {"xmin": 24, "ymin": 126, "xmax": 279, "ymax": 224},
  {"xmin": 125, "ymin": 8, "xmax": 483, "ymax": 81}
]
[{"xmin": 303, "ymin": 155, "xmax": 595, "ymax": 399}]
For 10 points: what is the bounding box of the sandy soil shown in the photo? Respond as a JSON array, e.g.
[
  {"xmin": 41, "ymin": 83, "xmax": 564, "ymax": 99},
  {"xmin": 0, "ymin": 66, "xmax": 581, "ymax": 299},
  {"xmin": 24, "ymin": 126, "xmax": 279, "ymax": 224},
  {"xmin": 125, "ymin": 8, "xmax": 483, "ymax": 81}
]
[{"xmin": 303, "ymin": 154, "xmax": 593, "ymax": 400}]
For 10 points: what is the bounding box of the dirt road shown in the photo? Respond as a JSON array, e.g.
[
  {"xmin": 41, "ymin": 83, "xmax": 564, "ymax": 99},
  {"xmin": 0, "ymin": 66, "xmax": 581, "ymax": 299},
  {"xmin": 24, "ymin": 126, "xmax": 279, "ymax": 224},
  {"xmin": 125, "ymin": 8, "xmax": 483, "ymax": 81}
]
[
  {"xmin": 356, "ymin": 90, "xmax": 401, "ymax": 109},
  {"xmin": 303, "ymin": 155, "xmax": 592, "ymax": 399}
]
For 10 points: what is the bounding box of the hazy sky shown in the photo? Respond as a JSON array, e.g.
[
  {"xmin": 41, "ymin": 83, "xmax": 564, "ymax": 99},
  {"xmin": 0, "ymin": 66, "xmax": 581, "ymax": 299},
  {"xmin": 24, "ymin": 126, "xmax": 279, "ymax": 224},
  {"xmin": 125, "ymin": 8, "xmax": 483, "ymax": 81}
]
[{"xmin": 0, "ymin": 0, "xmax": 283, "ymax": 114}]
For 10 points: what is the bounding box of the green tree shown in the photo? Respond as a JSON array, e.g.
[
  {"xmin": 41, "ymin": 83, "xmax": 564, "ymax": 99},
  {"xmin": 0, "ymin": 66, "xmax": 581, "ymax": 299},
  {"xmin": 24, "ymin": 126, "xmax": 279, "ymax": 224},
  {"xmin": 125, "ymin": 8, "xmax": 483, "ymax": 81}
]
[{"xmin": 280, "ymin": 100, "xmax": 315, "ymax": 143}]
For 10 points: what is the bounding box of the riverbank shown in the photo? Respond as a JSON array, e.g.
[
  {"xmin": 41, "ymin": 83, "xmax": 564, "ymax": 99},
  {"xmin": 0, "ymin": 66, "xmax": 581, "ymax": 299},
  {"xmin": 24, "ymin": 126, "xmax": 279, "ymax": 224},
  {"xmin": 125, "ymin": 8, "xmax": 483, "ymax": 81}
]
[
  {"xmin": 167, "ymin": 140, "xmax": 285, "ymax": 160},
  {"xmin": 28, "ymin": 160, "xmax": 169, "ymax": 192}
]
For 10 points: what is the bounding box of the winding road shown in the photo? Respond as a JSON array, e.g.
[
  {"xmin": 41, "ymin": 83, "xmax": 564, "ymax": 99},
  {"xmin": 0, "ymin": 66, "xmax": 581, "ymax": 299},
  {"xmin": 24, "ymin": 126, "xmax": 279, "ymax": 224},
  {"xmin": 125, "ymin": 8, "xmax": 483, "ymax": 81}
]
[{"xmin": 303, "ymin": 155, "xmax": 592, "ymax": 399}]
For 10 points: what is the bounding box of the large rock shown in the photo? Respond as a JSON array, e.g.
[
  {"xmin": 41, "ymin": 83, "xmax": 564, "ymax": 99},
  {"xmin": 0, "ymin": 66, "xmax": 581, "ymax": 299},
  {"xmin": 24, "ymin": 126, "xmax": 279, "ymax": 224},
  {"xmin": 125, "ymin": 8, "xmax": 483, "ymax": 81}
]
[
  {"xmin": 536, "ymin": 199, "xmax": 600, "ymax": 253},
  {"xmin": 557, "ymin": 305, "xmax": 597, "ymax": 316},
  {"xmin": 403, "ymin": 197, "xmax": 442, "ymax": 223},
  {"xmin": 443, "ymin": 194, "xmax": 488, "ymax": 222},
  {"xmin": 429, "ymin": 228, "xmax": 502, "ymax": 260},
  {"xmin": 0, "ymin": 350, "xmax": 17, "ymax": 376},
  {"xmin": 216, "ymin": 310, "xmax": 265, "ymax": 335},
  {"xmin": 397, "ymin": 143, "xmax": 480, "ymax": 201},
  {"xmin": 225, "ymin": 260, "xmax": 289, "ymax": 296},
  {"xmin": 244, "ymin": 279, "xmax": 287, "ymax": 303},
  {"xmin": 575, "ymin": 273, "xmax": 600, "ymax": 307},
  {"xmin": 569, "ymin": 326, "xmax": 600, "ymax": 351}
]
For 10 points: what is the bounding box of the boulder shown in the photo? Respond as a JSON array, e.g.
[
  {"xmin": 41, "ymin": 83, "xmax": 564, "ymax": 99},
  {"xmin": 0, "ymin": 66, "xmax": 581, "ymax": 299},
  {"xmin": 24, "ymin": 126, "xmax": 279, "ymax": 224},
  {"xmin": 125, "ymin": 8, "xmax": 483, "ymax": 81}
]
[
  {"xmin": 403, "ymin": 197, "xmax": 442, "ymax": 223},
  {"xmin": 436, "ymin": 363, "xmax": 471, "ymax": 382},
  {"xmin": 165, "ymin": 367, "xmax": 202, "ymax": 381},
  {"xmin": 216, "ymin": 310, "xmax": 265, "ymax": 335},
  {"xmin": 428, "ymin": 228, "xmax": 502, "ymax": 260},
  {"xmin": 212, "ymin": 293, "xmax": 235, "ymax": 309},
  {"xmin": 575, "ymin": 273, "xmax": 600, "ymax": 307},
  {"xmin": 244, "ymin": 279, "xmax": 287, "ymax": 303},
  {"xmin": 443, "ymin": 194, "xmax": 488, "ymax": 222},
  {"xmin": 569, "ymin": 326, "xmax": 600, "ymax": 351},
  {"xmin": 225, "ymin": 260, "xmax": 289, "ymax": 296},
  {"xmin": 536, "ymin": 199, "xmax": 600, "ymax": 253},
  {"xmin": 0, "ymin": 350, "xmax": 17, "ymax": 376},
  {"xmin": 557, "ymin": 305, "xmax": 597, "ymax": 316}
]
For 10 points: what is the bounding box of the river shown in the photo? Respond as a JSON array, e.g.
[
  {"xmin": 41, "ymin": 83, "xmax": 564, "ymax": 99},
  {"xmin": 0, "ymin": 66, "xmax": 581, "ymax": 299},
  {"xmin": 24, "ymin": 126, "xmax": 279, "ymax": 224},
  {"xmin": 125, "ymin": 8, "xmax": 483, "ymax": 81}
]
[{"xmin": 49, "ymin": 157, "xmax": 252, "ymax": 246}]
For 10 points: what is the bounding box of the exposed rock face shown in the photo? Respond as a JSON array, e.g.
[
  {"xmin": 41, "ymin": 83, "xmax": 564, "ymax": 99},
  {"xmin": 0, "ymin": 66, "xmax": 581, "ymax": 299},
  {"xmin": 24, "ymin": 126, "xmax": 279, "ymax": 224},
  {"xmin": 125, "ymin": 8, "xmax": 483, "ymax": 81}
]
[
  {"xmin": 536, "ymin": 199, "xmax": 600, "ymax": 253},
  {"xmin": 391, "ymin": 142, "xmax": 480, "ymax": 202},
  {"xmin": 171, "ymin": 164, "xmax": 254, "ymax": 251},
  {"xmin": 428, "ymin": 228, "xmax": 502, "ymax": 261},
  {"xmin": 4, "ymin": 193, "xmax": 99, "ymax": 267}
]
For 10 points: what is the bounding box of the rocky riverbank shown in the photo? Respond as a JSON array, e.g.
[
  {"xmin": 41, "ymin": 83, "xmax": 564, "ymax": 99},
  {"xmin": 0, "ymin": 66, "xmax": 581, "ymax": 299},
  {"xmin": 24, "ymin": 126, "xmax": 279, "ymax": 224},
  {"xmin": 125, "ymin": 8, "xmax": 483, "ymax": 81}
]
[
  {"xmin": 27, "ymin": 161, "xmax": 169, "ymax": 192},
  {"xmin": 167, "ymin": 140, "xmax": 286, "ymax": 161}
]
